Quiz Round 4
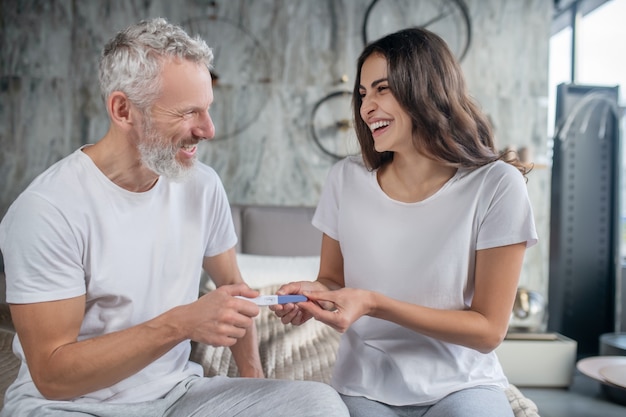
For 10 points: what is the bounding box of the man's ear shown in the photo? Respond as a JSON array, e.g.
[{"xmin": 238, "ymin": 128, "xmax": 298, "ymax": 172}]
[{"xmin": 108, "ymin": 92, "xmax": 135, "ymax": 128}]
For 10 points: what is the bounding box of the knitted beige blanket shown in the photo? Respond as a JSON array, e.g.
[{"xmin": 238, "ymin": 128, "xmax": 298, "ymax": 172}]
[
  {"xmin": 190, "ymin": 285, "xmax": 540, "ymax": 417},
  {"xmin": 0, "ymin": 283, "xmax": 539, "ymax": 416}
]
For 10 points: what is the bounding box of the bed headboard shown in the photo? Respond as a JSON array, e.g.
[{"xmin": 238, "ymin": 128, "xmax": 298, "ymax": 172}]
[
  {"xmin": 199, "ymin": 205, "xmax": 322, "ymax": 290},
  {"xmin": 230, "ymin": 205, "xmax": 321, "ymax": 256}
]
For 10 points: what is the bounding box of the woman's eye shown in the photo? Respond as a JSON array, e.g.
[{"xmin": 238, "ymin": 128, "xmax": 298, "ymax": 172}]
[{"xmin": 378, "ymin": 85, "xmax": 389, "ymax": 92}]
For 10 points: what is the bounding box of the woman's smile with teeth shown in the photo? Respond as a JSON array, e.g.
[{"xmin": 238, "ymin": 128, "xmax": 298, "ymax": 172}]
[{"xmin": 369, "ymin": 120, "xmax": 390, "ymax": 132}]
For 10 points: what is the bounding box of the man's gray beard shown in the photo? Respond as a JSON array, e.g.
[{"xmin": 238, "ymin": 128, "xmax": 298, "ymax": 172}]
[{"xmin": 138, "ymin": 125, "xmax": 195, "ymax": 182}]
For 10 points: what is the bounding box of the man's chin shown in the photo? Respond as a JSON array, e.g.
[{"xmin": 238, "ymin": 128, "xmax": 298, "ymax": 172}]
[
  {"xmin": 147, "ymin": 159, "xmax": 195, "ymax": 182},
  {"xmin": 162, "ymin": 164, "xmax": 194, "ymax": 182}
]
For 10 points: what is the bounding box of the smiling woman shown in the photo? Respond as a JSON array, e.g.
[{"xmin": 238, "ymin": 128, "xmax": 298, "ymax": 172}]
[{"xmin": 270, "ymin": 27, "xmax": 537, "ymax": 417}]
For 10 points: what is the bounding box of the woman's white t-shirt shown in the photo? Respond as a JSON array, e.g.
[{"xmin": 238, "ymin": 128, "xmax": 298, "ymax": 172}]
[{"xmin": 312, "ymin": 156, "xmax": 538, "ymax": 406}]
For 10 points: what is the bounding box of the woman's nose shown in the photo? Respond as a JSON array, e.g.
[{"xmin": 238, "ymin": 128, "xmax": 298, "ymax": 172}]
[{"xmin": 360, "ymin": 97, "xmax": 377, "ymax": 118}]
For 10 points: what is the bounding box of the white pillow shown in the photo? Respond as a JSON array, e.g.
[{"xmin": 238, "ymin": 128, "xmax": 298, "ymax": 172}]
[{"xmin": 201, "ymin": 254, "xmax": 320, "ymax": 291}]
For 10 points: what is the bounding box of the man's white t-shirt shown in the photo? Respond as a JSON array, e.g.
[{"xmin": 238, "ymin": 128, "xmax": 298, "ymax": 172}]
[
  {"xmin": 312, "ymin": 156, "xmax": 538, "ymax": 406},
  {"xmin": 0, "ymin": 147, "xmax": 237, "ymax": 411}
]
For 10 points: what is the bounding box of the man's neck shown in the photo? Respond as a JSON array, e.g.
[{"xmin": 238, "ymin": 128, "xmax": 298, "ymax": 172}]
[{"xmin": 82, "ymin": 131, "xmax": 160, "ymax": 192}]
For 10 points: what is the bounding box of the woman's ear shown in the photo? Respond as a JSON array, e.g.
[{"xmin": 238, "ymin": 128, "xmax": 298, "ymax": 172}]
[{"xmin": 107, "ymin": 92, "xmax": 135, "ymax": 128}]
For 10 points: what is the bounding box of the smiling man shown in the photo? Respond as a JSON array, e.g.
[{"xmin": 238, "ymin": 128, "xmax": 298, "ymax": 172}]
[{"xmin": 0, "ymin": 18, "xmax": 348, "ymax": 417}]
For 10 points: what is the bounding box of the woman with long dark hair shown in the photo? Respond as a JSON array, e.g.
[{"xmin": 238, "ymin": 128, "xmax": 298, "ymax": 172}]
[{"xmin": 273, "ymin": 27, "xmax": 537, "ymax": 417}]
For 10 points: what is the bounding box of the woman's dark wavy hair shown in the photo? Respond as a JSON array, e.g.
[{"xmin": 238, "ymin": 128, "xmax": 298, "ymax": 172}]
[{"xmin": 353, "ymin": 27, "xmax": 529, "ymax": 176}]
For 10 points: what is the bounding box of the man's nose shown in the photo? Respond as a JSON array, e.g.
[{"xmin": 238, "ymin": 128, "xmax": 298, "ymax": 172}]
[{"xmin": 193, "ymin": 110, "xmax": 215, "ymax": 140}]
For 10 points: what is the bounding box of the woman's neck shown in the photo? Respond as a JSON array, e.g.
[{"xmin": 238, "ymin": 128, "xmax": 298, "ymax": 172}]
[{"xmin": 377, "ymin": 153, "xmax": 457, "ymax": 203}]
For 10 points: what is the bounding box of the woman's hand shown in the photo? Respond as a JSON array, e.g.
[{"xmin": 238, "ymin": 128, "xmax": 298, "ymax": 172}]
[
  {"xmin": 297, "ymin": 288, "xmax": 375, "ymax": 333},
  {"xmin": 270, "ymin": 281, "xmax": 330, "ymax": 325}
]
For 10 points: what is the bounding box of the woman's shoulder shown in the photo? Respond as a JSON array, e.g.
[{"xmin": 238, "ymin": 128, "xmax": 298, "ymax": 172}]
[
  {"xmin": 325, "ymin": 155, "xmax": 370, "ymax": 183},
  {"xmin": 471, "ymin": 160, "xmax": 524, "ymax": 181},
  {"xmin": 456, "ymin": 160, "xmax": 526, "ymax": 193},
  {"xmin": 331, "ymin": 155, "xmax": 367, "ymax": 174}
]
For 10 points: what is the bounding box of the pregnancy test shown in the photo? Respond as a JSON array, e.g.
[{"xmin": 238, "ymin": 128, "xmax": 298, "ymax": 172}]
[{"xmin": 235, "ymin": 295, "xmax": 308, "ymax": 306}]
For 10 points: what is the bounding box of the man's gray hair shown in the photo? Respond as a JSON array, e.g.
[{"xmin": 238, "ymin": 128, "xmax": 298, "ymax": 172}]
[{"xmin": 98, "ymin": 18, "xmax": 213, "ymax": 111}]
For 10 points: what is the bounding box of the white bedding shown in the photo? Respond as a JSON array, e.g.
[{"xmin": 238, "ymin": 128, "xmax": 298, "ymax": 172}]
[{"xmin": 202, "ymin": 254, "xmax": 320, "ymax": 291}]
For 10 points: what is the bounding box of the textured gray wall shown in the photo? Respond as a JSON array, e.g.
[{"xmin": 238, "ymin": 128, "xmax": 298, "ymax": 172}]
[{"xmin": 0, "ymin": 0, "xmax": 552, "ymax": 295}]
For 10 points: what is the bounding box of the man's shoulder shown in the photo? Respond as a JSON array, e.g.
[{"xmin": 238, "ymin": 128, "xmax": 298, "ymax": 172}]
[
  {"xmin": 193, "ymin": 161, "xmax": 219, "ymax": 178},
  {"xmin": 20, "ymin": 149, "xmax": 86, "ymax": 196},
  {"xmin": 165, "ymin": 162, "xmax": 225, "ymax": 196},
  {"xmin": 183, "ymin": 161, "xmax": 222, "ymax": 189}
]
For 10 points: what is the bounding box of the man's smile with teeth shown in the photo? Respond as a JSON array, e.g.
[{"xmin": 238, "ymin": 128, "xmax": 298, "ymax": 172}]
[{"xmin": 370, "ymin": 120, "xmax": 390, "ymax": 132}]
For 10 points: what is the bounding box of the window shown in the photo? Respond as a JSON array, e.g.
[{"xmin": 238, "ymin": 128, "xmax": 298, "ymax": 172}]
[
  {"xmin": 548, "ymin": 0, "xmax": 626, "ymax": 257},
  {"xmin": 548, "ymin": 0, "xmax": 625, "ymax": 137}
]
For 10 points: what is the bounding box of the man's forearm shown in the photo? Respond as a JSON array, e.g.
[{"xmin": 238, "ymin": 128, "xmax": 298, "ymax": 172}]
[
  {"xmin": 228, "ymin": 321, "xmax": 264, "ymax": 378},
  {"xmin": 16, "ymin": 304, "xmax": 187, "ymax": 400}
]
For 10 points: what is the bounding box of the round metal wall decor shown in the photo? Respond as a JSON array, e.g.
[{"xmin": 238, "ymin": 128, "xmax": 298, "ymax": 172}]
[
  {"xmin": 362, "ymin": 0, "xmax": 472, "ymax": 62},
  {"xmin": 310, "ymin": 90, "xmax": 360, "ymax": 159},
  {"xmin": 182, "ymin": 16, "xmax": 272, "ymax": 141}
]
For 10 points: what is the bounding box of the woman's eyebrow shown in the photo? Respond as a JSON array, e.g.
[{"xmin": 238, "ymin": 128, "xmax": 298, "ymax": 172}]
[{"xmin": 359, "ymin": 78, "xmax": 388, "ymax": 90}]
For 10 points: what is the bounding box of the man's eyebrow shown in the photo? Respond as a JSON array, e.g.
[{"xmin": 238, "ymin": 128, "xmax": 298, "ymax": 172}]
[{"xmin": 359, "ymin": 78, "xmax": 388, "ymax": 89}]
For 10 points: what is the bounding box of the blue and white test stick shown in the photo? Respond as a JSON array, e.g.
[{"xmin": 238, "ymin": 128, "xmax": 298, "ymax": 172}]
[{"xmin": 235, "ymin": 295, "xmax": 308, "ymax": 306}]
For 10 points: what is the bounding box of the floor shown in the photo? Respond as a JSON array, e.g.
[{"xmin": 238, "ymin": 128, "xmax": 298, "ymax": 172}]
[{"xmin": 520, "ymin": 369, "xmax": 626, "ymax": 417}]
